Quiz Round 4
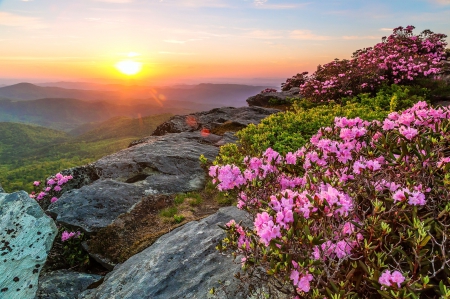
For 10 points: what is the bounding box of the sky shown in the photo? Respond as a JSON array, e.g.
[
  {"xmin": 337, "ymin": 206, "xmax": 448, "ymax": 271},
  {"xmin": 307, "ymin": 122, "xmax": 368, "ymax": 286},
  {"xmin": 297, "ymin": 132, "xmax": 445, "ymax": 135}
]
[{"xmin": 0, "ymin": 0, "xmax": 449, "ymax": 85}]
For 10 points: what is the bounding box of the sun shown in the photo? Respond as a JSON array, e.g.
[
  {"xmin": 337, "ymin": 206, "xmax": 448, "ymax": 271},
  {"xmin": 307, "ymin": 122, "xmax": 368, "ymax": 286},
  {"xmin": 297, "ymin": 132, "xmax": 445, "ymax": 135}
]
[{"xmin": 115, "ymin": 60, "xmax": 142, "ymax": 76}]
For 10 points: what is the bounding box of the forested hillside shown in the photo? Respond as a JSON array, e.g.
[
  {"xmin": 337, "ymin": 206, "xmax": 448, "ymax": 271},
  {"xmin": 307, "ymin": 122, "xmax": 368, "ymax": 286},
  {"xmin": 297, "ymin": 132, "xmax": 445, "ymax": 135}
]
[{"xmin": 0, "ymin": 114, "xmax": 172, "ymax": 192}]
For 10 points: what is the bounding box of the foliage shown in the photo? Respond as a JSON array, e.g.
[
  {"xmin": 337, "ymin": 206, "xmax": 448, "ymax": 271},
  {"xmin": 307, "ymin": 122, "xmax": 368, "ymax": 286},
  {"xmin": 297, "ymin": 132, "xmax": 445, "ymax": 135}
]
[
  {"xmin": 159, "ymin": 206, "xmax": 178, "ymax": 218},
  {"xmin": 173, "ymin": 214, "xmax": 185, "ymax": 223},
  {"xmin": 281, "ymin": 72, "xmax": 309, "ymax": 91},
  {"xmin": 261, "ymin": 88, "xmax": 278, "ymax": 93},
  {"xmin": 0, "ymin": 114, "xmax": 172, "ymax": 193},
  {"xmin": 174, "ymin": 192, "xmax": 203, "ymax": 206},
  {"xmin": 30, "ymin": 172, "xmax": 73, "ymax": 210},
  {"xmin": 282, "ymin": 26, "xmax": 447, "ymax": 103},
  {"xmin": 59, "ymin": 228, "xmax": 89, "ymax": 267},
  {"xmin": 214, "ymin": 84, "xmax": 428, "ymax": 168},
  {"xmin": 210, "ymin": 102, "xmax": 450, "ymax": 298}
]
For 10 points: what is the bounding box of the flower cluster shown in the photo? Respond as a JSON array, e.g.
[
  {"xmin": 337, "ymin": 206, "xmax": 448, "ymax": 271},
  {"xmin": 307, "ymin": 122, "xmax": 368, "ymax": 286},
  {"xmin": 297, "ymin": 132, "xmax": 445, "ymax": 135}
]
[
  {"xmin": 261, "ymin": 88, "xmax": 277, "ymax": 93},
  {"xmin": 61, "ymin": 230, "xmax": 81, "ymax": 242},
  {"xmin": 212, "ymin": 102, "xmax": 450, "ymax": 297},
  {"xmin": 290, "ymin": 26, "xmax": 447, "ymax": 103},
  {"xmin": 30, "ymin": 172, "xmax": 73, "ymax": 209}
]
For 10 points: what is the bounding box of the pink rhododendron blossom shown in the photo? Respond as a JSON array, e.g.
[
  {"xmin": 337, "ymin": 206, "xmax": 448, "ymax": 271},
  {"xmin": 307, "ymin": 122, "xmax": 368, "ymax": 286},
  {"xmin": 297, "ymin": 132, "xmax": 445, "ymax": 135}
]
[
  {"xmin": 33, "ymin": 181, "xmax": 40, "ymax": 186},
  {"xmin": 50, "ymin": 197, "xmax": 58, "ymax": 203},
  {"xmin": 61, "ymin": 231, "xmax": 81, "ymax": 242}
]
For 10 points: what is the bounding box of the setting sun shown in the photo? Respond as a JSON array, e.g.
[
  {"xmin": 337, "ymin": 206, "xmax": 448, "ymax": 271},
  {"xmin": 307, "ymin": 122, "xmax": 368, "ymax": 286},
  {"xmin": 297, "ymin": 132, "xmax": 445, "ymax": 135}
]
[{"xmin": 115, "ymin": 60, "xmax": 142, "ymax": 76}]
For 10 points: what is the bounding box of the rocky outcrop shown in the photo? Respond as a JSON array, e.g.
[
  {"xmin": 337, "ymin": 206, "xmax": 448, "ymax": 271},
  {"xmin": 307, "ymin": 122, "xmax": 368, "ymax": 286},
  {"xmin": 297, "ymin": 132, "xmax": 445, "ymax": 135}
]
[
  {"xmin": 151, "ymin": 106, "xmax": 279, "ymax": 136},
  {"xmin": 47, "ymin": 132, "xmax": 220, "ymax": 233},
  {"xmin": 0, "ymin": 191, "xmax": 57, "ymax": 299},
  {"xmin": 78, "ymin": 207, "xmax": 251, "ymax": 299},
  {"xmin": 246, "ymin": 87, "xmax": 300, "ymax": 108},
  {"xmin": 35, "ymin": 270, "xmax": 103, "ymax": 299},
  {"xmin": 47, "ymin": 106, "xmax": 278, "ymax": 234},
  {"xmin": 0, "ymin": 183, "xmax": 4, "ymax": 193}
]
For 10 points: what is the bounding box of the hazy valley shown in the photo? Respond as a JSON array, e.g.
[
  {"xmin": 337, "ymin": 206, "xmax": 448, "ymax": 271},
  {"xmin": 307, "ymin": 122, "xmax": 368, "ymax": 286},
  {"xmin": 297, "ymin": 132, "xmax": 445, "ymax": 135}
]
[{"xmin": 0, "ymin": 81, "xmax": 272, "ymax": 192}]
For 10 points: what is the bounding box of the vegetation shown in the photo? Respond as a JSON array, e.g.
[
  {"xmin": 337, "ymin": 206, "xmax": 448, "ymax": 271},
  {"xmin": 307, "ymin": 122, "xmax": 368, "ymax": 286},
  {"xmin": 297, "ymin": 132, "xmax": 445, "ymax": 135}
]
[
  {"xmin": 214, "ymin": 84, "xmax": 427, "ymax": 167},
  {"xmin": 0, "ymin": 114, "xmax": 172, "ymax": 192},
  {"xmin": 212, "ymin": 102, "xmax": 450, "ymax": 298},
  {"xmin": 210, "ymin": 26, "xmax": 450, "ymax": 298}
]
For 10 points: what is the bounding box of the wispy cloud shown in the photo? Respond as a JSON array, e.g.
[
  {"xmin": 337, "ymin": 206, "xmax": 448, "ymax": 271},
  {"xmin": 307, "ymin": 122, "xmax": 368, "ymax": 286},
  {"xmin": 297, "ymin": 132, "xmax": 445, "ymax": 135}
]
[
  {"xmin": 252, "ymin": 1, "xmax": 311, "ymax": 9},
  {"xmin": 245, "ymin": 30, "xmax": 284, "ymax": 39},
  {"xmin": 380, "ymin": 27, "xmax": 393, "ymax": 31},
  {"xmin": 0, "ymin": 12, "xmax": 46, "ymax": 29},
  {"xmin": 429, "ymin": 0, "xmax": 450, "ymax": 5},
  {"xmin": 254, "ymin": 0, "xmax": 268, "ymax": 5},
  {"xmin": 158, "ymin": 51, "xmax": 195, "ymax": 55},
  {"xmin": 159, "ymin": 0, "xmax": 230, "ymax": 8},
  {"xmin": 289, "ymin": 30, "xmax": 331, "ymax": 40},
  {"xmin": 342, "ymin": 35, "xmax": 380, "ymax": 40},
  {"xmin": 92, "ymin": 0, "xmax": 134, "ymax": 3},
  {"xmin": 164, "ymin": 38, "xmax": 203, "ymax": 44}
]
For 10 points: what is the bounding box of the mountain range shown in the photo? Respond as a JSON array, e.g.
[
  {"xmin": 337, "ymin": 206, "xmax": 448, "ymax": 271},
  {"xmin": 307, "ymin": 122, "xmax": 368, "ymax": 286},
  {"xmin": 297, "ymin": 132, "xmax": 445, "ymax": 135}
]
[{"xmin": 0, "ymin": 82, "xmax": 271, "ymax": 131}]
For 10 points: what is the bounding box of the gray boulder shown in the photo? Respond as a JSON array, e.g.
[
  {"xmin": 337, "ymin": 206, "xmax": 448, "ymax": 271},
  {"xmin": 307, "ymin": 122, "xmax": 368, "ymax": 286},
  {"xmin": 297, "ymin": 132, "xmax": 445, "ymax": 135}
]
[
  {"xmin": 0, "ymin": 183, "xmax": 4, "ymax": 193},
  {"xmin": 0, "ymin": 191, "xmax": 57, "ymax": 299},
  {"xmin": 151, "ymin": 106, "xmax": 279, "ymax": 136},
  {"xmin": 246, "ymin": 87, "xmax": 300, "ymax": 108},
  {"xmin": 47, "ymin": 132, "xmax": 219, "ymax": 233},
  {"xmin": 35, "ymin": 270, "xmax": 103, "ymax": 299},
  {"xmin": 78, "ymin": 207, "xmax": 251, "ymax": 299}
]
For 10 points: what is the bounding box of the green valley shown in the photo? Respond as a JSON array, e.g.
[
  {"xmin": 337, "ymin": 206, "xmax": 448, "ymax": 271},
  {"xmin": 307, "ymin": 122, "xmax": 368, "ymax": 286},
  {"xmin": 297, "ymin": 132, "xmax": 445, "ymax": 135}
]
[{"xmin": 0, "ymin": 114, "xmax": 172, "ymax": 193}]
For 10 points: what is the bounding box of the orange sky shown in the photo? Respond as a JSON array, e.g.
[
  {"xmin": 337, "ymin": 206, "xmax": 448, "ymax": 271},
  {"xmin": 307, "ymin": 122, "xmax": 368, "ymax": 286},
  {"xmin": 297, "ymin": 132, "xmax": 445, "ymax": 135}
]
[{"xmin": 0, "ymin": 0, "xmax": 449, "ymax": 85}]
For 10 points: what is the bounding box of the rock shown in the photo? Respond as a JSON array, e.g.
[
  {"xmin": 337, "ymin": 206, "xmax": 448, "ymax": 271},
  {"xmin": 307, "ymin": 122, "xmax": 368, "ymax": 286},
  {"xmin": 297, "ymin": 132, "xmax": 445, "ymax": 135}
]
[
  {"xmin": 35, "ymin": 270, "xmax": 103, "ymax": 299},
  {"xmin": 246, "ymin": 87, "xmax": 300, "ymax": 108},
  {"xmin": 47, "ymin": 132, "xmax": 220, "ymax": 233},
  {"xmin": 0, "ymin": 191, "xmax": 57, "ymax": 299},
  {"xmin": 78, "ymin": 207, "xmax": 252, "ymax": 299},
  {"xmin": 151, "ymin": 106, "xmax": 279, "ymax": 137},
  {"xmin": 0, "ymin": 183, "xmax": 4, "ymax": 193}
]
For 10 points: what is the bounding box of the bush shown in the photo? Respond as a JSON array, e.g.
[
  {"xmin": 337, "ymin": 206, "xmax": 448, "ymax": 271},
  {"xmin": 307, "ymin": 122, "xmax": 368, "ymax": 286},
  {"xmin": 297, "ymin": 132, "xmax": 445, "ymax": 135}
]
[
  {"xmin": 283, "ymin": 26, "xmax": 447, "ymax": 103},
  {"xmin": 210, "ymin": 102, "xmax": 450, "ymax": 298},
  {"xmin": 214, "ymin": 84, "xmax": 427, "ymax": 168}
]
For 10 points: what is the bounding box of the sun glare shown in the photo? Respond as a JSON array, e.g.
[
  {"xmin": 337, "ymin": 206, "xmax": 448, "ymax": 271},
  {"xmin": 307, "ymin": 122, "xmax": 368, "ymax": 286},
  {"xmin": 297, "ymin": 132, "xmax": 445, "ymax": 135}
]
[{"xmin": 115, "ymin": 60, "xmax": 142, "ymax": 76}]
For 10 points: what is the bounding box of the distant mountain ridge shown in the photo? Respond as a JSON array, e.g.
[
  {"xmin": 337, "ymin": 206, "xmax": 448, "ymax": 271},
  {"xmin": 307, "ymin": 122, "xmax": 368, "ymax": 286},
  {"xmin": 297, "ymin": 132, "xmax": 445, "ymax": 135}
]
[{"xmin": 0, "ymin": 82, "xmax": 273, "ymax": 107}]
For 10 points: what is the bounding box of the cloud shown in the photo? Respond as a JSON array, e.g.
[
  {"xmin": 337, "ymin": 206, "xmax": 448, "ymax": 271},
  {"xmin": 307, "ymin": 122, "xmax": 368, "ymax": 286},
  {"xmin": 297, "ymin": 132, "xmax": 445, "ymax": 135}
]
[
  {"xmin": 158, "ymin": 51, "xmax": 195, "ymax": 55},
  {"xmin": 254, "ymin": 0, "xmax": 268, "ymax": 5},
  {"xmin": 245, "ymin": 30, "xmax": 284, "ymax": 39},
  {"xmin": 92, "ymin": 0, "xmax": 134, "ymax": 3},
  {"xmin": 289, "ymin": 30, "xmax": 331, "ymax": 40},
  {"xmin": 164, "ymin": 38, "xmax": 203, "ymax": 44},
  {"xmin": 429, "ymin": 0, "xmax": 450, "ymax": 4},
  {"xmin": 159, "ymin": 0, "xmax": 230, "ymax": 7},
  {"xmin": 380, "ymin": 28, "xmax": 393, "ymax": 31},
  {"xmin": 0, "ymin": 12, "xmax": 46, "ymax": 28},
  {"xmin": 342, "ymin": 35, "xmax": 380, "ymax": 40}
]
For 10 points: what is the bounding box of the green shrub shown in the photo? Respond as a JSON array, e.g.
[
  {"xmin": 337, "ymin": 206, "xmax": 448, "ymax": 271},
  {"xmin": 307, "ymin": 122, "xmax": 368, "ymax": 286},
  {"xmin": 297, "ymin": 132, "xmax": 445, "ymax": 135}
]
[
  {"xmin": 173, "ymin": 214, "xmax": 185, "ymax": 223},
  {"xmin": 214, "ymin": 84, "xmax": 427, "ymax": 168},
  {"xmin": 159, "ymin": 206, "xmax": 178, "ymax": 218}
]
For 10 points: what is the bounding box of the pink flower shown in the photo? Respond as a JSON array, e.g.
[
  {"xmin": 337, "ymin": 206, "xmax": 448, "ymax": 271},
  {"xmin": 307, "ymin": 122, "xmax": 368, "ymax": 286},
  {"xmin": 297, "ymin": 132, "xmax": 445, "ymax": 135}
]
[
  {"xmin": 47, "ymin": 179, "xmax": 56, "ymax": 185},
  {"xmin": 390, "ymin": 271, "xmax": 405, "ymax": 288},
  {"xmin": 61, "ymin": 231, "xmax": 81, "ymax": 242},
  {"xmin": 399, "ymin": 126, "xmax": 418, "ymax": 140},
  {"xmin": 33, "ymin": 181, "xmax": 40, "ymax": 186},
  {"xmin": 379, "ymin": 271, "xmax": 392, "ymax": 287},
  {"xmin": 54, "ymin": 186, "xmax": 62, "ymax": 192},
  {"xmin": 50, "ymin": 197, "xmax": 58, "ymax": 203}
]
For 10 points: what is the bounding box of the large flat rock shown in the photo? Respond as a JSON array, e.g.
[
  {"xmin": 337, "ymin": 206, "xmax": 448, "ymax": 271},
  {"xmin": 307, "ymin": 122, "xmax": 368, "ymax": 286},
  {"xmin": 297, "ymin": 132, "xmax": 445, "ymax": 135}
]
[
  {"xmin": 79, "ymin": 207, "xmax": 251, "ymax": 299},
  {"xmin": 36, "ymin": 270, "xmax": 103, "ymax": 299},
  {"xmin": 152, "ymin": 106, "xmax": 279, "ymax": 136},
  {"xmin": 47, "ymin": 132, "xmax": 219, "ymax": 233},
  {"xmin": 0, "ymin": 191, "xmax": 57, "ymax": 299}
]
